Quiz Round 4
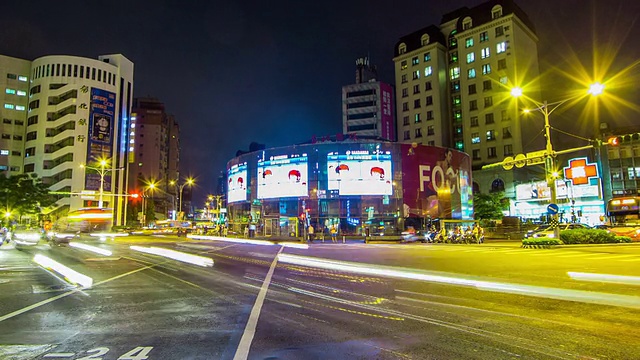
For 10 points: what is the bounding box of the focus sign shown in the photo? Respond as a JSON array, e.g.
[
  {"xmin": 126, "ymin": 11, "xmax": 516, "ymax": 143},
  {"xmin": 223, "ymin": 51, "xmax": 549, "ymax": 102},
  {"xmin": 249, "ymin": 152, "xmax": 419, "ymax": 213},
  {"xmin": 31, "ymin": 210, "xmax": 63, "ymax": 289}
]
[{"xmin": 547, "ymin": 203, "xmax": 559, "ymax": 215}]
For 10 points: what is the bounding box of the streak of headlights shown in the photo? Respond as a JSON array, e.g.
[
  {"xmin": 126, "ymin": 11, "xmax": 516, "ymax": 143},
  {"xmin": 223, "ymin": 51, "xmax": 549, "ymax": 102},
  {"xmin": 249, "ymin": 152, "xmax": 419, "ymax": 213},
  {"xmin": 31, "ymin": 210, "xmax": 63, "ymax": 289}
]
[
  {"xmin": 277, "ymin": 254, "xmax": 640, "ymax": 309},
  {"xmin": 130, "ymin": 246, "xmax": 214, "ymax": 267},
  {"xmin": 33, "ymin": 254, "xmax": 93, "ymax": 288},
  {"xmin": 568, "ymin": 272, "xmax": 640, "ymax": 286},
  {"xmin": 188, "ymin": 234, "xmax": 275, "ymax": 246},
  {"xmin": 69, "ymin": 242, "xmax": 113, "ymax": 256}
]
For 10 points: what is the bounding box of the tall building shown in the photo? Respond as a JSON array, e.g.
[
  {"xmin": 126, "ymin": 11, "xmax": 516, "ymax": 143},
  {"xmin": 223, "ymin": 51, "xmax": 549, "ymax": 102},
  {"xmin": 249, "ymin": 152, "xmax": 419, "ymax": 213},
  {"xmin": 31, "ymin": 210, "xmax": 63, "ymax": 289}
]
[
  {"xmin": 130, "ymin": 98, "xmax": 180, "ymax": 219},
  {"xmin": 0, "ymin": 53, "xmax": 134, "ymax": 225},
  {"xmin": 393, "ymin": 0, "xmax": 542, "ymax": 194},
  {"xmin": 342, "ymin": 57, "xmax": 395, "ymax": 141}
]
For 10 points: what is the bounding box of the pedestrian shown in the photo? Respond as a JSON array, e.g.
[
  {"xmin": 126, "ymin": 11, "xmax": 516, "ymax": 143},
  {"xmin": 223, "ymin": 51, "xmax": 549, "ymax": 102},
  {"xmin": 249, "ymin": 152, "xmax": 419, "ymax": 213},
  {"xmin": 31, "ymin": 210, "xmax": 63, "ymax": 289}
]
[
  {"xmin": 330, "ymin": 226, "xmax": 338, "ymax": 243},
  {"xmin": 308, "ymin": 224, "xmax": 315, "ymax": 243},
  {"xmin": 472, "ymin": 224, "xmax": 479, "ymax": 244}
]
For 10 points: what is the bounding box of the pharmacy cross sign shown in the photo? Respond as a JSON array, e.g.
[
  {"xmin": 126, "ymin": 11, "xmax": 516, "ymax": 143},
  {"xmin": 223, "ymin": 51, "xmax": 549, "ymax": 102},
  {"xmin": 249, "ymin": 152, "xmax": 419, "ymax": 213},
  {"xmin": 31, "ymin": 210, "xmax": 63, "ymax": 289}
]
[{"xmin": 563, "ymin": 157, "xmax": 598, "ymax": 186}]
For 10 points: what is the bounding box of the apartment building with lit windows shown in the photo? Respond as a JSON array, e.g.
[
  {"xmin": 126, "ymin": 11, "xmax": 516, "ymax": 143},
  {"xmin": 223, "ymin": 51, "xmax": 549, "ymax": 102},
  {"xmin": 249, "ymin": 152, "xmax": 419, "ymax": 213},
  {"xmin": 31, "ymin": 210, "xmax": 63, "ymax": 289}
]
[
  {"xmin": 0, "ymin": 53, "xmax": 134, "ymax": 225},
  {"xmin": 394, "ymin": 0, "xmax": 542, "ymax": 194}
]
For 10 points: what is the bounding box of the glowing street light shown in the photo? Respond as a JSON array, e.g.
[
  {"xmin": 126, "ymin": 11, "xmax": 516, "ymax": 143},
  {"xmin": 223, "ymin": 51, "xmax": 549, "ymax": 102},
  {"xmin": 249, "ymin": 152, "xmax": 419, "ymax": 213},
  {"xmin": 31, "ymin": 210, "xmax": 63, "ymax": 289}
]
[
  {"xmin": 80, "ymin": 158, "xmax": 124, "ymax": 208},
  {"xmin": 511, "ymin": 83, "xmax": 604, "ymax": 238},
  {"xmin": 170, "ymin": 177, "xmax": 195, "ymax": 216},
  {"xmin": 141, "ymin": 181, "xmax": 158, "ymax": 226}
]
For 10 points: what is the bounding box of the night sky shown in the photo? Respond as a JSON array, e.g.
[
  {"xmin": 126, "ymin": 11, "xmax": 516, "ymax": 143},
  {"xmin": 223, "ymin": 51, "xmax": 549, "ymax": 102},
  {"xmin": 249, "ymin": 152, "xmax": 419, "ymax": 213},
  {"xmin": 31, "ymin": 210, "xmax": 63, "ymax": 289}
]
[{"xmin": 1, "ymin": 0, "xmax": 639, "ymax": 201}]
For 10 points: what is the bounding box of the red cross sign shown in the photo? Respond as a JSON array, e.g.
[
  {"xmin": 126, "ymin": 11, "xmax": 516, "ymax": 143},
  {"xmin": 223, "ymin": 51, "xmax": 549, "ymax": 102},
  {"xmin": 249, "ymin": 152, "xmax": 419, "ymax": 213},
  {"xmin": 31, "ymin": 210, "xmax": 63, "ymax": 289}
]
[{"xmin": 563, "ymin": 157, "xmax": 598, "ymax": 186}]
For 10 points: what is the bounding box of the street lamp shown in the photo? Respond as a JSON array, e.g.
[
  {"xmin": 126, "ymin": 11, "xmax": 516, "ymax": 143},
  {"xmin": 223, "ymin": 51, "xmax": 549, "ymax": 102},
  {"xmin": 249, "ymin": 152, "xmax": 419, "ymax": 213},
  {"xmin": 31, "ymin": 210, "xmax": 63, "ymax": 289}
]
[
  {"xmin": 511, "ymin": 84, "xmax": 603, "ymax": 238},
  {"xmin": 169, "ymin": 178, "xmax": 195, "ymax": 216},
  {"xmin": 141, "ymin": 182, "xmax": 157, "ymax": 227},
  {"xmin": 80, "ymin": 158, "xmax": 123, "ymax": 208}
]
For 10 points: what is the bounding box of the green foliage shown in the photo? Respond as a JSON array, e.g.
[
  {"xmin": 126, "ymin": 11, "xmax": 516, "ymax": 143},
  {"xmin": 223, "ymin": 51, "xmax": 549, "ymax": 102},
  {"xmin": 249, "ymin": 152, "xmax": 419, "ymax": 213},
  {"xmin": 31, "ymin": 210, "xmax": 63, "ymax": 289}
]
[
  {"xmin": 0, "ymin": 174, "xmax": 55, "ymax": 218},
  {"xmin": 522, "ymin": 238, "xmax": 563, "ymax": 247},
  {"xmin": 560, "ymin": 229, "xmax": 631, "ymax": 244},
  {"xmin": 473, "ymin": 191, "xmax": 508, "ymax": 220}
]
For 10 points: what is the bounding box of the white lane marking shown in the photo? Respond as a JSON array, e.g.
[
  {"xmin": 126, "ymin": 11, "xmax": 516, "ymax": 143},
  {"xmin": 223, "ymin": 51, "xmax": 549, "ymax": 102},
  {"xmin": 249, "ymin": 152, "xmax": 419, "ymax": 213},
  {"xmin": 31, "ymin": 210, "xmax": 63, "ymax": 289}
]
[
  {"xmin": 43, "ymin": 353, "xmax": 75, "ymax": 358},
  {"xmin": 555, "ymin": 253, "xmax": 599, "ymax": 258},
  {"xmin": 233, "ymin": 246, "xmax": 284, "ymax": 360},
  {"xmin": 587, "ymin": 254, "xmax": 638, "ymax": 260},
  {"xmin": 568, "ymin": 272, "xmax": 640, "ymax": 286}
]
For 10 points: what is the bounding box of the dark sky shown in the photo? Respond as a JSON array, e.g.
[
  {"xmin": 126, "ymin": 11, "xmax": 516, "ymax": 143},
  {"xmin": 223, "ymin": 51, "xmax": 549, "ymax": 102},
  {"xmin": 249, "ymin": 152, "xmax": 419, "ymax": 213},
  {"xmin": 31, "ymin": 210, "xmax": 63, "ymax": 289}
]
[{"xmin": 1, "ymin": 0, "xmax": 639, "ymax": 201}]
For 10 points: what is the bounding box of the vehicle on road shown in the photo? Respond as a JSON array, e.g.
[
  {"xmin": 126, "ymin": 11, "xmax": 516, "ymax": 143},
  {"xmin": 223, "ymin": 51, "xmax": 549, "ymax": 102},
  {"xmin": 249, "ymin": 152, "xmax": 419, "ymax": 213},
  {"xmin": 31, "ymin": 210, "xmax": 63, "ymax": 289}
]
[
  {"xmin": 10, "ymin": 225, "xmax": 45, "ymax": 247},
  {"xmin": 604, "ymin": 197, "xmax": 640, "ymax": 240}
]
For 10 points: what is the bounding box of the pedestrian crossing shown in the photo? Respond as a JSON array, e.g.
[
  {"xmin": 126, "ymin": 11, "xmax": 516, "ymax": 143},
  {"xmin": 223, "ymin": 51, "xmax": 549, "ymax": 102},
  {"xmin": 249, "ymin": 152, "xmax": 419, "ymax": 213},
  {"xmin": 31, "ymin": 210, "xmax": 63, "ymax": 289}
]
[{"xmin": 331, "ymin": 243, "xmax": 640, "ymax": 262}]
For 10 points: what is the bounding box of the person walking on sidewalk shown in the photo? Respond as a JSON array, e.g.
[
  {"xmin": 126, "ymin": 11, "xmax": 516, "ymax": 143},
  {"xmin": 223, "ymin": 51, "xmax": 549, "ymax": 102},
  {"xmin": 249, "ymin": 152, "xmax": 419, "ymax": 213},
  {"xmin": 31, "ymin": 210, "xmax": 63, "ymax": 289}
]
[
  {"xmin": 308, "ymin": 224, "xmax": 315, "ymax": 243},
  {"xmin": 330, "ymin": 226, "xmax": 338, "ymax": 243}
]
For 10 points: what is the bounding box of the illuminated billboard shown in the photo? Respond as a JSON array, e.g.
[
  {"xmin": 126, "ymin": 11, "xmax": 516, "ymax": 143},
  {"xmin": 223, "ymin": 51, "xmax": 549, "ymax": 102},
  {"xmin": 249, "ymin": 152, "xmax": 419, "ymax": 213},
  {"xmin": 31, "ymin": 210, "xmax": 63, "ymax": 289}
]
[
  {"xmin": 257, "ymin": 154, "xmax": 308, "ymax": 199},
  {"xmin": 227, "ymin": 162, "xmax": 248, "ymax": 203},
  {"xmin": 327, "ymin": 150, "xmax": 392, "ymax": 195}
]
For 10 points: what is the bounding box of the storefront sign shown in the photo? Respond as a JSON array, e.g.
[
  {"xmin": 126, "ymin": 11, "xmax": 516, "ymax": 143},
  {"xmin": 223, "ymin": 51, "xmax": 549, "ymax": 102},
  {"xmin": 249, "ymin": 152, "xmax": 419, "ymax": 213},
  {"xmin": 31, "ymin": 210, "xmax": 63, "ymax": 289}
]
[{"xmin": 564, "ymin": 157, "xmax": 598, "ymax": 186}]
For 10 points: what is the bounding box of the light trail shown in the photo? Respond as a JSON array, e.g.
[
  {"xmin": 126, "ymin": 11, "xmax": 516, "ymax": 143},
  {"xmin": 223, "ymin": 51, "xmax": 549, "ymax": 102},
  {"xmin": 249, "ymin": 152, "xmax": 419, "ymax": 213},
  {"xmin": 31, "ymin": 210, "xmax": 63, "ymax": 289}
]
[
  {"xmin": 568, "ymin": 271, "xmax": 640, "ymax": 286},
  {"xmin": 33, "ymin": 254, "xmax": 93, "ymax": 288},
  {"xmin": 188, "ymin": 234, "xmax": 275, "ymax": 246},
  {"xmin": 277, "ymin": 254, "xmax": 640, "ymax": 309},
  {"xmin": 130, "ymin": 246, "xmax": 214, "ymax": 267},
  {"xmin": 69, "ymin": 242, "xmax": 113, "ymax": 256}
]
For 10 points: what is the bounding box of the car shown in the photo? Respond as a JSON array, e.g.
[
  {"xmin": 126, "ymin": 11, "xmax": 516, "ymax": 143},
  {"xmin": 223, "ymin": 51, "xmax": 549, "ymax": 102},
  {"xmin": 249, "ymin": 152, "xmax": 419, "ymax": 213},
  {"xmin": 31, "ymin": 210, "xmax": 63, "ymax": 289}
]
[
  {"xmin": 10, "ymin": 225, "xmax": 45, "ymax": 246},
  {"xmin": 527, "ymin": 223, "xmax": 591, "ymax": 239}
]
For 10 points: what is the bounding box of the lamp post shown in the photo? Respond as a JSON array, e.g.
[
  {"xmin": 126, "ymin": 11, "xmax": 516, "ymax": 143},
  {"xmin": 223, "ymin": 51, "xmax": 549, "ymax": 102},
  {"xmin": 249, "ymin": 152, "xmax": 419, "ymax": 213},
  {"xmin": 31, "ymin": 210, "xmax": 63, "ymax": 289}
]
[
  {"xmin": 511, "ymin": 83, "xmax": 604, "ymax": 239},
  {"xmin": 141, "ymin": 182, "xmax": 157, "ymax": 227},
  {"xmin": 170, "ymin": 178, "xmax": 195, "ymax": 218},
  {"xmin": 80, "ymin": 158, "xmax": 124, "ymax": 208}
]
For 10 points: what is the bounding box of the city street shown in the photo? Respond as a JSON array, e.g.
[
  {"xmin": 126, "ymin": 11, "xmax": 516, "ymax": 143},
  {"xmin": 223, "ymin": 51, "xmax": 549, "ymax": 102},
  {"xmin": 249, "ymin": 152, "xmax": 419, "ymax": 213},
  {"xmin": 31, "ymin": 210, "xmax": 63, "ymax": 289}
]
[{"xmin": 0, "ymin": 236, "xmax": 639, "ymax": 359}]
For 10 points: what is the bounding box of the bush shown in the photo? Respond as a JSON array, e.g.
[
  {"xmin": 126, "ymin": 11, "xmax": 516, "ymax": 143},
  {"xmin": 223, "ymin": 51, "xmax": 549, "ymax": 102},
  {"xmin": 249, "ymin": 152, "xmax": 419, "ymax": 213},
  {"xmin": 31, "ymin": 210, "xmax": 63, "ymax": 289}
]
[
  {"xmin": 560, "ymin": 229, "xmax": 631, "ymax": 244},
  {"xmin": 522, "ymin": 238, "xmax": 563, "ymax": 247}
]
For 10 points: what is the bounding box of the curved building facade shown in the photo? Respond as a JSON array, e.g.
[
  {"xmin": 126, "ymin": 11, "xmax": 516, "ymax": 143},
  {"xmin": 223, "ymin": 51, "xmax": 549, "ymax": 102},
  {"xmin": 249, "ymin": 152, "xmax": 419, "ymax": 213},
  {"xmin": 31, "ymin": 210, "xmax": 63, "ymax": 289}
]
[
  {"xmin": 25, "ymin": 54, "xmax": 134, "ymax": 224},
  {"xmin": 226, "ymin": 140, "xmax": 473, "ymax": 237}
]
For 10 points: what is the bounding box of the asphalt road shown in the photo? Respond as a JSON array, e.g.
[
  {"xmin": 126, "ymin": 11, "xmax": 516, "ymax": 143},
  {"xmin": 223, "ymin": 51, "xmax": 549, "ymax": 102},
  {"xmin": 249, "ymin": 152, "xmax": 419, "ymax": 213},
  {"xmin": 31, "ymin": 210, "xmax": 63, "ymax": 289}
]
[{"xmin": 0, "ymin": 235, "xmax": 639, "ymax": 360}]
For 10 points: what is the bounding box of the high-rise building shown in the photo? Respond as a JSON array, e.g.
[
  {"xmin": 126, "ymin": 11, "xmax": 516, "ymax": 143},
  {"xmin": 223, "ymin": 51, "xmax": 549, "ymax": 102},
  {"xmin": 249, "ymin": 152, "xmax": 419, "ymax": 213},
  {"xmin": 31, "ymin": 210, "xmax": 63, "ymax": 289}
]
[
  {"xmin": 342, "ymin": 57, "xmax": 396, "ymax": 141},
  {"xmin": 393, "ymin": 0, "xmax": 542, "ymax": 193},
  {"xmin": 0, "ymin": 53, "xmax": 134, "ymax": 225},
  {"xmin": 130, "ymin": 98, "xmax": 180, "ymax": 219}
]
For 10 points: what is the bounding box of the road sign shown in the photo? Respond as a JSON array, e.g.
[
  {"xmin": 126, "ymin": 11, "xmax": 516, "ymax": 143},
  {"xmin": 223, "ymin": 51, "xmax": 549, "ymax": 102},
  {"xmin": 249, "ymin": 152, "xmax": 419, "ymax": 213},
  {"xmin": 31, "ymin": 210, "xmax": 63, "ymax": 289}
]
[
  {"xmin": 525, "ymin": 150, "xmax": 546, "ymax": 166},
  {"xmin": 547, "ymin": 203, "xmax": 559, "ymax": 215},
  {"xmin": 514, "ymin": 154, "xmax": 527, "ymax": 168},
  {"xmin": 502, "ymin": 156, "xmax": 514, "ymax": 170}
]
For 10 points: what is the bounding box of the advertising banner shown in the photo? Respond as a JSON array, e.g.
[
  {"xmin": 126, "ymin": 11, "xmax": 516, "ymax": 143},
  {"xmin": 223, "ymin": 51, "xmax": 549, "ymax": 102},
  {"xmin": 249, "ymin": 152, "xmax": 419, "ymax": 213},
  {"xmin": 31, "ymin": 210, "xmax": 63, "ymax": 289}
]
[
  {"xmin": 327, "ymin": 150, "xmax": 392, "ymax": 195},
  {"xmin": 516, "ymin": 180, "xmax": 600, "ymax": 201},
  {"xmin": 257, "ymin": 154, "xmax": 308, "ymax": 199},
  {"xmin": 85, "ymin": 88, "xmax": 116, "ymax": 191},
  {"xmin": 227, "ymin": 162, "xmax": 248, "ymax": 203},
  {"xmin": 380, "ymin": 82, "xmax": 395, "ymax": 141},
  {"xmin": 401, "ymin": 145, "xmax": 473, "ymax": 220}
]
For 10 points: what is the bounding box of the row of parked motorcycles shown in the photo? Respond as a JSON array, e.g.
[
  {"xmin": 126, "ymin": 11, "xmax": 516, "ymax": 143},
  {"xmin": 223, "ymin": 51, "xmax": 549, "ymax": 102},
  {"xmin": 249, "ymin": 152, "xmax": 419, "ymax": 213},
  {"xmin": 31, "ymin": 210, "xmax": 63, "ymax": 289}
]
[{"xmin": 402, "ymin": 228, "xmax": 485, "ymax": 244}]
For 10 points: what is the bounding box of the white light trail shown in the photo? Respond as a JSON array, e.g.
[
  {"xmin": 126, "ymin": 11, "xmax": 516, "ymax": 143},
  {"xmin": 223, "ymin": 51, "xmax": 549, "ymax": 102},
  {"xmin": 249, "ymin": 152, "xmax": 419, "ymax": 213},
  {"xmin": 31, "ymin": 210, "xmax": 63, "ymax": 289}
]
[
  {"xmin": 69, "ymin": 242, "xmax": 113, "ymax": 256},
  {"xmin": 568, "ymin": 272, "xmax": 640, "ymax": 286},
  {"xmin": 33, "ymin": 254, "xmax": 93, "ymax": 288},
  {"xmin": 188, "ymin": 234, "xmax": 275, "ymax": 246},
  {"xmin": 130, "ymin": 246, "xmax": 214, "ymax": 267},
  {"xmin": 277, "ymin": 254, "xmax": 640, "ymax": 310}
]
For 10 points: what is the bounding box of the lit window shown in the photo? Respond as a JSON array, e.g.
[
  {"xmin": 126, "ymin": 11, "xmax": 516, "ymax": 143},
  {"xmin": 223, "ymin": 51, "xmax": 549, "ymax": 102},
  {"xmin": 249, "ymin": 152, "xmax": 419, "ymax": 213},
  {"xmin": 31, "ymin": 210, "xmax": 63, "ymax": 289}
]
[
  {"xmin": 412, "ymin": 56, "xmax": 419, "ymax": 65},
  {"xmin": 18, "ymin": 76, "xmax": 27, "ymax": 82},
  {"xmin": 130, "ymin": 139, "xmax": 135, "ymax": 144},
  {"xmin": 466, "ymin": 52, "xmax": 475, "ymax": 63},
  {"xmin": 468, "ymin": 68, "xmax": 476, "ymax": 79},
  {"xmin": 456, "ymin": 141, "xmax": 464, "ymax": 150},
  {"xmin": 424, "ymin": 52, "xmax": 431, "ymax": 62},
  {"xmin": 479, "ymin": 31, "xmax": 489, "ymax": 42},
  {"xmin": 16, "ymin": 90, "xmax": 26, "ymax": 96},
  {"xmin": 4, "ymin": 104, "xmax": 14, "ymax": 109},
  {"xmin": 499, "ymin": 76, "xmax": 508, "ymax": 85},
  {"xmin": 415, "ymin": 113, "xmax": 421, "ymax": 123},
  {"xmin": 424, "ymin": 66, "xmax": 432, "ymax": 77},
  {"xmin": 481, "ymin": 47, "xmax": 490, "ymax": 59},
  {"xmin": 450, "ymin": 67, "xmax": 460, "ymax": 80},
  {"xmin": 413, "ymin": 70, "xmax": 420, "ymax": 80},
  {"xmin": 482, "ymin": 64, "xmax": 491, "ymax": 75},
  {"xmin": 465, "ymin": 37, "xmax": 474, "ymax": 48},
  {"xmin": 0, "ymin": 150, "xmax": 8, "ymax": 155},
  {"xmin": 129, "ymin": 146, "xmax": 134, "ymax": 152},
  {"xmin": 471, "ymin": 133, "xmax": 480, "ymax": 144},
  {"xmin": 486, "ymin": 130, "xmax": 495, "ymax": 141},
  {"xmin": 15, "ymin": 105, "xmax": 25, "ymax": 111},
  {"xmin": 138, "ymin": 162, "xmax": 143, "ymax": 167},
  {"xmin": 401, "ymin": 60, "xmax": 408, "ymax": 70},
  {"xmin": 462, "ymin": 17, "xmax": 472, "ymax": 30},
  {"xmin": 497, "ymin": 42, "xmax": 507, "ymax": 53},
  {"xmin": 5, "ymin": 88, "xmax": 15, "ymax": 95}
]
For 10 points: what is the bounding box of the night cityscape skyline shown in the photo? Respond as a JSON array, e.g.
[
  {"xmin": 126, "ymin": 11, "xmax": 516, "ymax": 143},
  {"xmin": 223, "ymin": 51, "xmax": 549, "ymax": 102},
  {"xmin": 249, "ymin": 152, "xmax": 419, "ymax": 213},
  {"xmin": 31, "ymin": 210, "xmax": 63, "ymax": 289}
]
[{"xmin": 2, "ymin": 0, "xmax": 639, "ymax": 198}]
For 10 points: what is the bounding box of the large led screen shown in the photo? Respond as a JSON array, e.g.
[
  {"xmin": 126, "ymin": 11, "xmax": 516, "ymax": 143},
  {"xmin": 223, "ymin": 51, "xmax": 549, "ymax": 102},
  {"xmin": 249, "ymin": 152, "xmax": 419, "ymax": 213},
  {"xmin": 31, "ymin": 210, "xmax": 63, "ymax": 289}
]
[
  {"xmin": 257, "ymin": 154, "xmax": 308, "ymax": 199},
  {"xmin": 327, "ymin": 151, "xmax": 393, "ymax": 195},
  {"xmin": 227, "ymin": 162, "xmax": 248, "ymax": 203}
]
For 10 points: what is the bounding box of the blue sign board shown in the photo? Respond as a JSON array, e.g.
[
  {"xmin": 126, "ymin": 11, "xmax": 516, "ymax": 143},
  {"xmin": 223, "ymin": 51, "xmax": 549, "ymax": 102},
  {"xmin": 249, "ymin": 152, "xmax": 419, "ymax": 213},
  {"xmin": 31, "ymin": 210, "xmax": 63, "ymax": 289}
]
[{"xmin": 547, "ymin": 203, "xmax": 559, "ymax": 215}]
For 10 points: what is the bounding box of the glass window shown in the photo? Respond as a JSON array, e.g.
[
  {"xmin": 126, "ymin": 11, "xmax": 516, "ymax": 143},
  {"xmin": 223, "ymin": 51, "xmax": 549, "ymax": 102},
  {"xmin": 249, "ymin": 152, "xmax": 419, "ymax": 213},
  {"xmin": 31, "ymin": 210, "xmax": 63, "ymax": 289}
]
[
  {"xmin": 427, "ymin": 125, "xmax": 435, "ymax": 135},
  {"xmin": 4, "ymin": 104, "xmax": 14, "ymax": 109},
  {"xmin": 399, "ymin": 44, "xmax": 407, "ymax": 54},
  {"xmin": 479, "ymin": 31, "xmax": 489, "ymax": 42},
  {"xmin": 426, "ymin": 96, "xmax": 433, "ymax": 106},
  {"xmin": 449, "ymin": 51, "xmax": 459, "ymax": 63},
  {"xmin": 80, "ymin": 66, "xmax": 84, "ymax": 78},
  {"xmin": 497, "ymin": 41, "xmax": 507, "ymax": 53},
  {"xmin": 424, "ymin": 66, "xmax": 432, "ymax": 77},
  {"xmin": 470, "ymin": 116, "xmax": 479, "ymax": 127},
  {"xmin": 403, "ymin": 116, "xmax": 410, "ymax": 126},
  {"xmin": 484, "ymin": 96, "xmax": 493, "ymax": 107},
  {"xmin": 499, "ymin": 76, "xmax": 508, "ymax": 85},
  {"xmin": 455, "ymin": 141, "xmax": 464, "ymax": 150},
  {"xmin": 471, "ymin": 133, "xmax": 481, "ymax": 144},
  {"xmin": 503, "ymin": 126, "xmax": 512, "ymax": 138},
  {"xmin": 5, "ymin": 88, "xmax": 15, "ymax": 95},
  {"xmin": 413, "ymin": 70, "xmax": 420, "ymax": 80},
  {"xmin": 468, "ymin": 68, "xmax": 476, "ymax": 79},
  {"xmin": 468, "ymin": 84, "xmax": 476, "ymax": 94},
  {"xmin": 15, "ymin": 105, "xmax": 25, "ymax": 111},
  {"xmin": 415, "ymin": 128, "xmax": 423, "ymax": 138},
  {"xmin": 495, "ymin": 26, "xmax": 504, "ymax": 37},
  {"xmin": 469, "ymin": 100, "xmax": 478, "ymax": 111},
  {"xmin": 402, "ymin": 102, "xmax": 409, "ymax": 111},
  {"xmin": 482, "ymin": 64, "xmax": 491, "ymax": 75},
  {"xmin": 402, "ymin": 88, "xmax": 408, "ymax": 97},
  {"xmin": 486, "ymin": 130, "xmax": 496, "ymax": 141},
  {"xmin": 401, "ymin": 60, "xmax": 407, "ymax": 70},
  {"xmin": 403, "ymin": 130, "xmax": 410, "ymax": 140},
  {"xmin": 487, "ymin": 147, "xmax": 497, "ymax": 158},
  {"xmin": 414, "ymin": 99, "xmax": 421, "ymax": 109},
  {"xmin": 466, "ymin": 52, "xmax": 475, "ymax": 63},
  {"xmin": 450, "ymin": 67, "xmax": 460, "ymax": 80},
  {"xmin": 6, "ymin": 73, "xmax": 16, "ymax": 79},
  {"xmin": 16, "ymin": 90, "xmax": 26, "ymax": 96},
  {"xmin": 486, "ymin": 113, "xmax": 495, "ymax": 124},
  {"xmin": 413, "ymin": 85, "xmax": 420, "ymax": 94},
  {"xmin": 426, "ymin": 111, "xmax": 434, "ymax": 120},
  {"xmin": 412, "ymin": 56, "xmax": 419, "ymax": 65},
  {"xmin": 401, "ymin": 74, "xmax": 407, "ymax": 83},
  {"xmin": 424, "ymin": 52, "xmax": 431, "ymax": 61},
  {"xmin": 18, "ymin": 75, "xmax": 27, "ymax": 82},
  {"xmin": 425, "ymin": 82, "xmax": 432, "ymax": 91},
  {"xmin": 465, "ymin": 37, "xmax": 474, "ymax": 48},
  {"xmin": 414, "ymin": 113, "xmax": 421, "ymax": 123},
  {"xmin": 481, "ymin": 47, "xmax": 490, "ymax": 59},
  {"xmin": 473, "ymin": 149, "xmax": 481, "ymax": 160},
  {"xmin": 498, "ymin": 59, "xmax": 507, "ymax": 70},
  {"xmin": 504, "ymin": 144, "xmax": 513, "ymax": 156},
  {"xmin": 483, "ymin": 80, "xmax": 492, "ymax": 91}
]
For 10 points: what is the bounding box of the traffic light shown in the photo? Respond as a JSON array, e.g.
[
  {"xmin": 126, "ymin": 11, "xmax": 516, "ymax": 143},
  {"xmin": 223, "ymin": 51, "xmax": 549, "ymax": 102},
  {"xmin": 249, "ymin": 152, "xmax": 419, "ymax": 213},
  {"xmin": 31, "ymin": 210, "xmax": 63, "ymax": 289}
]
[
  {"xmin": 607, "ymin": 136, "xmax": 620, "ymax": 146},
  {"xmin": 129, "ymin": 193, "xmax": 140, "ymax": 202}
]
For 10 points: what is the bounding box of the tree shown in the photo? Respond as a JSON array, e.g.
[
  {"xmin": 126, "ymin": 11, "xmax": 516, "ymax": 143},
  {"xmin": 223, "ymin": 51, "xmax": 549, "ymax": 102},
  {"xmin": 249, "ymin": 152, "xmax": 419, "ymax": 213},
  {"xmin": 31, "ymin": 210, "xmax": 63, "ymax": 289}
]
[
  {"xmin": 0, "ymin": 174, "xmax": 56, "ymax": 219},
  {"xmin": 473, "ymin": 191, "xmax": 509, "ymax": 220}
]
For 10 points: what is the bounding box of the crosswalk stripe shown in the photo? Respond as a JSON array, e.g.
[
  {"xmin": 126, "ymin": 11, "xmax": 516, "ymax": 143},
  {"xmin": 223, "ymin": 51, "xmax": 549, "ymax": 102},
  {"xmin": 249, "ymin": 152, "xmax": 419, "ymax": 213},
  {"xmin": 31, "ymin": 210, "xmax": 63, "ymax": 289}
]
[
  {"xmin": 587, "ymin": 254, "xmax": 638, "ymax": 260},
  {"xmin": 556, "ymin": 253, "xmax": 600, "ymax": 258}
]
